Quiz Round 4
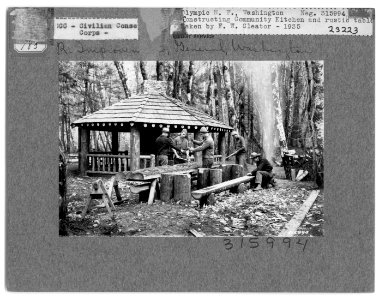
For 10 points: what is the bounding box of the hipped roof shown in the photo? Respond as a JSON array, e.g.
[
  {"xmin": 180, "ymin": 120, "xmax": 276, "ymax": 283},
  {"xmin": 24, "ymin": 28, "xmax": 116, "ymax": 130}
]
[{"xmin": 72, "ymin": 92, "xmax": 233, "ymax": 131}]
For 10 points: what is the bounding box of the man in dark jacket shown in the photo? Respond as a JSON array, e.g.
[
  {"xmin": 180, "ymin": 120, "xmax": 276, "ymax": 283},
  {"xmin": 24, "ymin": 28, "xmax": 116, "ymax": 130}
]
[
  {"xmin": 249, "ymin": 152, "xmax": 275, "ymax": 191},
  {"xmin": 189, "ymin": 127, "xmax": 214, "ymax": 168},
  {"xmin": 231, "ymin": 131, "xmax": 248, "ymax": 175},
  {"xmin": 155, "ymin": 127, "xmax": 183, "ymax": 166}
]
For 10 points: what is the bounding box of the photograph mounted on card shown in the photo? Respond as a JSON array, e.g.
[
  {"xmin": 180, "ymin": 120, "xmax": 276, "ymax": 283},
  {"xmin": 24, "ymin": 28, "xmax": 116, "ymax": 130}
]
[{"xmin": 7, "ymin": 7, "xmax": 374, "ymax": 292}]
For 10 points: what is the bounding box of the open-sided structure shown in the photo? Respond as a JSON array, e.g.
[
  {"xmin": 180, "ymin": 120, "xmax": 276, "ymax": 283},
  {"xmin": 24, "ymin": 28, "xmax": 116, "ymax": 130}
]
[{"xmin": 72, "ymin": 80, "xmax": 233, "ymax": 175}]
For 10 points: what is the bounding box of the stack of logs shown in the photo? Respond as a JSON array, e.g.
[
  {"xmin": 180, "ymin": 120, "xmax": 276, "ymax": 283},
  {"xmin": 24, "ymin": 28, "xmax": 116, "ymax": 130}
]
[{"xmin": 160, "ymin": 164, "xmax": 244, "ymax": 204}]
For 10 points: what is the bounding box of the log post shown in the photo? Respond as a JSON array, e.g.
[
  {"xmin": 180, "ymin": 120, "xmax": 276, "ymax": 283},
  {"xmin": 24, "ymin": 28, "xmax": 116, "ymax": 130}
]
[
  {"xmin": 161, "ymin": 173, "xmax": 174, "ymax": 202},
  {"xmin": 150, "ymin": 154, "xmax": 155, "ymax": 168},
  {"xmin": 197, "ymin": 168, "xmax": 210, "ymax": 189},
  {"xmin": 209, "ymin": 169, "xmax": 222, "ymax": 186},
  {"xmin": 173, "ymin": 173, "xmax": 191, "ymax": 203},
  {"xmin": 111, "ymin": 130, "xmax": 119, "ymax": 154},
  {"xmin": 130, "ymin": 126, "xmax": 140, "ymax": 171},
  {"xmin": 219, "ymin": 131, "xmax": 226, "ymax": 163},
  {"xmin": 194, "ymin": 130, "xmax": 202, "ymax": 164},
  {"xmin": 78, "ymin": 127, "xmax": 90, "ymax": 176}
]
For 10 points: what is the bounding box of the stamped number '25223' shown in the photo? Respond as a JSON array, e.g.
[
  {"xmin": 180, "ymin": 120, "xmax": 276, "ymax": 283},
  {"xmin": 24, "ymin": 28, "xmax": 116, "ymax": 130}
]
[{"xmin": 328, "ymin": 26, "xmax": 358, "ymax": 35}]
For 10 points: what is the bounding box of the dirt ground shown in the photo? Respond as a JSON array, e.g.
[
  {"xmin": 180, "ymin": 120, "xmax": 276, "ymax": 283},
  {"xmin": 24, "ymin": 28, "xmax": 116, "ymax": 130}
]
[{"xmin": 64, "ymin": 163, "xmax": 324, "ymax": 237}]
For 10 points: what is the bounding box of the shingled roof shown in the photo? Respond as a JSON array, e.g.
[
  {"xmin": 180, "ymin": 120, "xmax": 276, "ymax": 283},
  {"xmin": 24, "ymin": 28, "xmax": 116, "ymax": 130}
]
[{"xmin": 72, "ymin": 91, "xmax": 233, "ymax": 131}]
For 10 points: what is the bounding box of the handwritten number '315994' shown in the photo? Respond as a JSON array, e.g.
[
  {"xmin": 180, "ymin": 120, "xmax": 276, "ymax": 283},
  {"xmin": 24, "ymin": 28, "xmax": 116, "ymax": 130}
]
[{"xmin": 223, "ymin": 237, "xmax": 308, "ymax": 251}]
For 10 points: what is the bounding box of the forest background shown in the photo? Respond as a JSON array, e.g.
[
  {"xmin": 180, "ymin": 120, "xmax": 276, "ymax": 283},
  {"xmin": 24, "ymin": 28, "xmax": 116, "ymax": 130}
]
[{"xmin": 58, "ymin": 60, "xmax": 324, "ymax": 165}]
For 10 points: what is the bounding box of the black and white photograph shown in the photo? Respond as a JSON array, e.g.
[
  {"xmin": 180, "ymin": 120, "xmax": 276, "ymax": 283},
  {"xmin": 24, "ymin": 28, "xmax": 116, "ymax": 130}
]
[{"xmin": 59, "ymin": 60, "xmax": 324, "ymax": 237}]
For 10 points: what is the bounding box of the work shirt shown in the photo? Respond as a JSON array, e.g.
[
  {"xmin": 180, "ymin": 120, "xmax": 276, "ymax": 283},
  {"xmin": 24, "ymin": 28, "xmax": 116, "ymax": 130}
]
[
  {"xmin": 253, "ymin": 158, "xmax": 273, "ymax": 173},
  {"xmin": 193, "ymin": 135, "xmax": 214, "ymax": 158},
  {"xmin": 155, "ymin": 135, "xmax": 181, "ymax": 156},
  {"xmin": 174, "ymin": 136, "xmax": 189, "ymax": 155},
  {"xmin": 235, "ymin": 136, "xmax": 247, "ymax": 155}
]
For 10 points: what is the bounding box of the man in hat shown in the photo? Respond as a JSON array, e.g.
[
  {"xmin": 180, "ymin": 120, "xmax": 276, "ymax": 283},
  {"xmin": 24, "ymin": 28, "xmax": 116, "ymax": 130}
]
[
  {"xmin": 230, "ymin": 131, "xmax": 248, "ymax": 175},
  {"xmin": 189, "ymin": 127, "xmax": 214, "ymax": 168},
  {"xmin": 249, "ymin": 152, "xmax": 276, "ymax": 191},
  {"xmin": 173, "ymin": 129, "xmax": 190, "ymax": 164},
  {"xmin": 155, "ymin": 127, "xmax": 184, "ymax": 166}
]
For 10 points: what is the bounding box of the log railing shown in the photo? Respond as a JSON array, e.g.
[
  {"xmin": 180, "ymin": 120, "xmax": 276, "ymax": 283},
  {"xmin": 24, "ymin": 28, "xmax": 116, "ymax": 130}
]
[
  {"xmin": 87, "ymin": 154, "xmax": 155, "ymax": 174},
  {"xmin": 214, "ymin": 155, "xmax": 222, "ymax": 164}
]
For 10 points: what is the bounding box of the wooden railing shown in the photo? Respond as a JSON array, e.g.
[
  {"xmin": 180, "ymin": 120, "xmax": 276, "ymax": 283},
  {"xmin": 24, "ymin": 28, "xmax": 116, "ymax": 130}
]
[
  {"xmin": 87, "ymin": 154, "xmax": 155, "ymax": 174},
  {"xmin": 214, "ymin": 155, "xmax": 222, "ymax": 164}
]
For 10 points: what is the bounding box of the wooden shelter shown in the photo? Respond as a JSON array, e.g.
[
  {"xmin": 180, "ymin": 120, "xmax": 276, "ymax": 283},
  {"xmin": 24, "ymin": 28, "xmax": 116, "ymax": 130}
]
[{"xmin": 72, "ymin": 80, "xmax": 233, "ymax": 176}]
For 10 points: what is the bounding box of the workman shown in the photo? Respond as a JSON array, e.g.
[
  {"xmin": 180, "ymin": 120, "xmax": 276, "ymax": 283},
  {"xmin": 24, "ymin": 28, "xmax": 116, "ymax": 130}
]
[
  {"xmin": 230, "ymin": 130, "xmax": 248, "ymax": 175},
  {"xmin": 189, "ymin": 127, "xmax": 214, "ymax": 168},
  {"xmin": 173, "ymin": 129, "xmax": 190, "ymax": 164},
  {"xmin": 249, "ymin": 152, "xmax": 276, "ymax": 191},
  {"xmin": 155, "ymin": 127, "xmax": 184, "ymax": 166}
]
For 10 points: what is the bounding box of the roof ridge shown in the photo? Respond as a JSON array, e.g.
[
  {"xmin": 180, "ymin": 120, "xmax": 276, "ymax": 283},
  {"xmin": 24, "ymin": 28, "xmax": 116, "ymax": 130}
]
[{"xmin": 131, "ymin": 96, "xmax": 149, "ymax": 122}]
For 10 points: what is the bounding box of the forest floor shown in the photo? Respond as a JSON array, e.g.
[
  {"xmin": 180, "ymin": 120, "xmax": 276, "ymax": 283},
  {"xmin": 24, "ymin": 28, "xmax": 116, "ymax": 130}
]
[{"xmin": 64, "ymin": 164, "xmax": 324, "ymax": 237}]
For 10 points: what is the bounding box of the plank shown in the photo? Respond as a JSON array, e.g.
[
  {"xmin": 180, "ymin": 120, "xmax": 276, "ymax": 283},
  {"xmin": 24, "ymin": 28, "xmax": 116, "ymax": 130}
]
[
  {"xmin": 188, "ymin": 229, "xmax": 205, "ymax": 237},
  {"xmin": 99, "ymin": 180, "xmax": 115, "ymax": 210},
  {"xmin": 120, "ymin": 162, "xmax": 201, "ymax": 181},
  {"xmin": 278, "ymin": 190, "xmax": 320, "ymax": 237},
  {"xmin": 129, "ymin": 183, "xmax": 151, "ymax": 194},
  {"xmin": 192, "ymin": 175, "xmax": 255, "ymax": 200},
  {"xmin": 147, "ymin": 179, "xmax": 158, "ymax": 205}
]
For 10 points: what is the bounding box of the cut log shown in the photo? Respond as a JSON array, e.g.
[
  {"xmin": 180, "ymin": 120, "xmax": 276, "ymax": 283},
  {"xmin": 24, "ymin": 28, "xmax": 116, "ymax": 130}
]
[
  {"xmin": 220, "ymin": 164, "xmax": 233, "ymax": 182},
  {"xmin": 197, "ymin": 168, "xmax": 210, "ymax": 189},
  {"xmin": 278, "ymin": 190, "xmax": 320, "ymax": 237},
  {"xmin": 230, "ymin": 164, "xmax": 243, "ymax": 193},
  {"xmin": 192, "ymin": 175, "xmax": 255, "ymax": 200},
  {"xmin": 173, "ymin": 173, "xmax": 191, "ymax": 203},
  {"xmin": 231, "ymin": 164, "xmax": 243, "ymax": 179},
  {"xmin": 161, "ymin": 173, "xmax": 174, "ymax": 202},
  {"xmin": 147, "ymin": 179, "xmax": 158, "ymax": 205},
  {"xmin": 209, "ymin": 169, "xmax": 222, "ymax": 186},
  {"xmin": 119, "ymin": 162, "xmax": 200, "ymax": 181}
]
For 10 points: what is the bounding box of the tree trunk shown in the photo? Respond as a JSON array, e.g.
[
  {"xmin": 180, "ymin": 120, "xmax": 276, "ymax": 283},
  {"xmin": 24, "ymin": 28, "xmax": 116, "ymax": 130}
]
[
  {"xmin": 140, "ymin": 61, "xmax": 148, "ymax": 80},
  {"xmin": 207, "ymin": 61, "xmax": 216, "ymax": 118},
  {"xmin": 223, "ymin": 61, "xmax": 236, "ymax": 128},
  {"xmin": 187, "ymin": 61, "xmax": 194, "ymax": 104},
  {"xmin": 114, "ymin": 61, "xmax": 130, "ymax": 98},
  {"xmin": 156, "ymin": 61, "xmax": 165, "ymax": 81},
  {"xmin": 271, "ymin": 62, "xmax": 288, "ymax": 153}
]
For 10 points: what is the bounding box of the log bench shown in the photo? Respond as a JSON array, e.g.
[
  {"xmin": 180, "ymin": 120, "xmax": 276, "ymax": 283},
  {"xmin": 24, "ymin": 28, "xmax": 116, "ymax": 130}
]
[{"xmin": 191, "ymin": 175, "xmax": 255, "ymax": 207}]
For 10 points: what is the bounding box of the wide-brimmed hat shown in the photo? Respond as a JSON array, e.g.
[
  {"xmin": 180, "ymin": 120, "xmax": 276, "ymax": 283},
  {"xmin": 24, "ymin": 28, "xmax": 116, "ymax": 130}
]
[
  {"xmin": 251, "ymin": 152, "xmax": 261, "ymax": 158},
  {"xmin": 199, "ymin": 127, "xmax": 208, "ymax": 133},
  {"xmin": 231, "ymin": 130, "xmax": 238, "ymax": 136},
  {"xmin": 162, "ymin": 127, "xmax": 170, "ymax": 133}
]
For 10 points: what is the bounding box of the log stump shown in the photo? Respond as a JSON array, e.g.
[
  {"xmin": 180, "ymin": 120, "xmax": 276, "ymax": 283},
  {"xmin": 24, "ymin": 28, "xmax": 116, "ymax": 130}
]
[
  {"xmin": 173, "ymin": 173, "xmax": 191, "ymax": 203},
  {"xmin": 220, "ymin": 164, "xmax": 233, "ymax": 182},
  {"xmin": 230, "ymin": 164, "xmax": 243, "ymax": 193},
  {"xmin": 197, "ymin": 168, "xmax": 210, "ymax": 189},
  {"xmin": 209, "ymin": 169, "xmax": 222, "ymax": 186},
  {"xmin": 161, "ymin": 173, "xmax": 174, "ymax": 202}
]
